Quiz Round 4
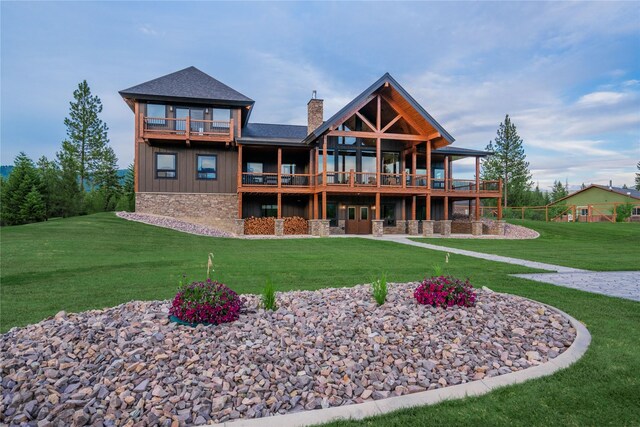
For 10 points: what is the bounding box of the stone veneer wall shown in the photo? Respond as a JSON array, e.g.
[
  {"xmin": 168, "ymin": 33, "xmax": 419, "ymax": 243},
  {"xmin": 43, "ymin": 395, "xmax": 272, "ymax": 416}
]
[
  {"xmin": 451, "ymin": 221, "xmax": 473, "ymax": 234},
  {"xmin": 136, "ymin": 192, "xmax": 238, "ymax": 230},
  {"xmin": 383, "ymin": 220, "xmax": 407, "ymax": 234}
]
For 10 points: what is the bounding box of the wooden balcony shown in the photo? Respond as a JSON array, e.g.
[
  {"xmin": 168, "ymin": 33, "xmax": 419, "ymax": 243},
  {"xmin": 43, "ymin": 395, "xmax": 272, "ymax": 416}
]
[
  {"xmin": 140, "ymin": 116, "xmax": 234, "ymax": 143},
  {"xmin": 238, "ymin": 170, "xmax": 501, "ymax": 196}
]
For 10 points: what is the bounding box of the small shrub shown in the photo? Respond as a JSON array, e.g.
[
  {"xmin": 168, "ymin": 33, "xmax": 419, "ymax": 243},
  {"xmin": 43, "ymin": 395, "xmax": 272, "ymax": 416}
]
[
  {"xmin": 262, "ymin": 279, "xmax": 277, "ymax": 311},
  {"xmin": 169, "ymin": 279, "xmax": 244, "ymax": 325},
  {"xmin": 414, "ymin": 276, "xmax": 476, "ymax": 308},
  {"xmin": 371, "ymin": 273, "xmax": 388, "ymax": 305},
  {"xmin": 616, "ymin": 203, "xmax": 633, "ymax": 223}
]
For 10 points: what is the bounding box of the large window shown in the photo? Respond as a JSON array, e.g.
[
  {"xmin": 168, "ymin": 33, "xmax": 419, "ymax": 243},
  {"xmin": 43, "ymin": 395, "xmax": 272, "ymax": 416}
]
[
  {"xmin": 147, "ymin": 104, "xmax": 166, "ymax": 125},
  {"xmin": 213, "ymin": 108, "xmax": 231, "ymax": 129},
  {"xmin": 197, "ymin": 155, "xmax": 217, "ymax": 180},
  {"xmin": 156, "ymin": 153, "xmax": 176, "ymax": 178},
  {"xmin": 382, "ymin": 152, "xmax": 400, "ymax": 173},
  {"xmin": 261, "ymin": 204, "xmax": 277, "ymax": 217},
  {"xmin": 383, "ymin": 204, "xmax": 396, "ymax": 226}
]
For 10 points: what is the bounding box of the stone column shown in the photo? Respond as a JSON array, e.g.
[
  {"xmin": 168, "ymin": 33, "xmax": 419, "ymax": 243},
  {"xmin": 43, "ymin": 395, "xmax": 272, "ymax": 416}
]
[
  {"xmin": 234, "ymin": 219, "xmax": 245, "ymax": 236},
  {"xmin": 496, "ymin": 220, "xmax": 506, "ymax": 235},
  {"xmin": 422, "ymin": 220, "xmax": 434, "ymax": 237},
  {"xmin": 319, "ymin": 220, "xmax": 331, "ymax": 237},
  {"xmin": 395, "ymin": 220, "xmax": 407, "ymax": 234},
  {"xmin": 440, "ymin": 220, "xmax": 452, "ymax": 236},
  {"xmin": 274, "ymin": 219, "xmax": 285, "ymax": 236},
  {"xmin": 308, "ymin": 220, "xmax": 318, "ymax": 236},
  {"xmin": 337, "ymin": 219, "xmax": 346, "ymax": 234},
  {"xmin": 471, "ymin": 221, "xmax": 483, "ymax": 236},
  {"xmin": 372, "ymin": 220, "xmax": 384, "ymax": 237},
  {"xmin": 407, "ymin": 220, "xmax": 419, "ymax": 235}
]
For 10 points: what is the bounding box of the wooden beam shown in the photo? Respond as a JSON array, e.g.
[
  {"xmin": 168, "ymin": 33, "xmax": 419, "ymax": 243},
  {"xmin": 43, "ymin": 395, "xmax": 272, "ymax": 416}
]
[
  {"xmin": 426, "ymin": 140, "xmax": 431, "ymax": 190},
  {"xmin": 380, "ymin": 114, "xmax": 401, "ymax": 133},
  {"xmin": 309, "ymin": 195, "xmax": 313, "ymax": 220},
  {"xmin": 444, "ymin": 155, "xmax": 449, "ymax": 191},
  {"xmin": 238, "ymin": 192, "xmax": 243, "ymax": 219},
  {"xmin": 380, "ymin": 94, "xmax": 430, "ymax": 137},
  {"xmin": 356, "ymin": 111, "xmax": 376, "ymax": 133},
  {"xmin": 322, "ymin": 136, "xmax": 327, "ymax": 187},
  {"xmin": 322, "ymin": 191, "xmax": 327, "ymax": 220},
  {"xmin": 133, "ymin": 101, "xmax": 140, "ymax": 193},
  {"xmin": 376, "ymin": 95, "xmax": 381, "ymax": 131},
  {"xmin": 444, "ymin": 196, "xmax": 449, "ymax": 221},
  {"xmin": 426, "ymin": 194, "xmax": 431, "ymax": 220},
  {"xmin": 314, "ymin": 193, "xmax": 319, "ymax": 219},
  {"xmin": 277, "ymin": 147, "xmax": 282, "ymax": 188},
  {"xmin": 475, "ymin": 197, "xmax": 480, "ymax": 220},
  {"xmin": 375, "ymin": 192, "xmax": 381, "ymax": 220},
  {"xmin": 411, "ymin": 146, "xmax": 417, "ymax": 176},
  {"xmin": 475, "ymin": 156, "xmax": 480, "ymax": 194},
  {"xmin": 411, "ymin": 195, "xmax": 416, "ymax": 220},
  {"xmin": 376, "ymin": 137, "xmax": 381, "ymax": 188},
  {"xmin": 277, "ymin": 193, "xmax": 282, "ymax": 219},
  {"xmin": 328, "ymin": 130, "xmax": 427, "ymax": 141},
  {"xmin": 237, "ymin": 144, "xmax": 243, "ymax": 189},
  {"xmin": 332, "ymin": 94, "xmax": 376, "ymax": 129}
]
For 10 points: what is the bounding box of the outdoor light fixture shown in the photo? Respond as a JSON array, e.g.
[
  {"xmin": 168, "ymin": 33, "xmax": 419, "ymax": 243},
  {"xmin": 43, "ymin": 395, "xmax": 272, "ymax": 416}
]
[{"xmin": 169, "ymin": 106, "xmax": 173, "ymax": 112}]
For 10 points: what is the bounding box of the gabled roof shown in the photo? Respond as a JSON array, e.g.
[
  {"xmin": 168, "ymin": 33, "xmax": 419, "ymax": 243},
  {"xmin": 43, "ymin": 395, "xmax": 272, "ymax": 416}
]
[
  {"xmin": 119, "ymin": 66, "xmax": 254, "ymax": 105},
  {"xmin": 303, "ymin": 73, "xmax": 455, "ymax": 144},
  {"xmin": 432, "ymin": 146, "xmax": 493, "ymax": 158},
  {"xmin": 550, "ymin": 184, "xmax": 640, "ymax": 205}
]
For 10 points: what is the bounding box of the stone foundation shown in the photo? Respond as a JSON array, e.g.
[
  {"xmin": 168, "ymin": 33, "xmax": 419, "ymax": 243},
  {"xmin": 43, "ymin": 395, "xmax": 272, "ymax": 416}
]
[
  {"xmin": 451, "ymin": 221, "xmax": 472, "ymax": 234},
  {"xmin": 422, "ymin": 220, "xmax": 435, "ymax": 237},
  {"xmin": 136, "ymin": 192, "xmax": 239, "ymax": 233},
  {"xmin": 274, "ymin": 219, "xmax": 285, "ymax": 236},
  {"xmin": 440, "ymin": 220, "xmax": 452, "ymax": 236},
  {"xmin": 372, "ymin": 220, "xmax": 384, "ymax": 237},
  {"xmin": 383, "ymin": 220, "xmax": 407, "ymax": 234},
  {"xmin": 472, "ymin": 221, "xmax": 483, "ymax": 236},
  {"xmin": 407, "ymin": 220, "xmax": 419, "ymax": 235},
  {"xmin": 234, "ymin": 219, "xmax": 245, "ymax": 236},
  {"xmin": 310, "ymin": 220, "xmax": 331, "ymax": 237},
  {"xmin": 330, "ymin": 220, "xmax": 346, "ymax": 235}
]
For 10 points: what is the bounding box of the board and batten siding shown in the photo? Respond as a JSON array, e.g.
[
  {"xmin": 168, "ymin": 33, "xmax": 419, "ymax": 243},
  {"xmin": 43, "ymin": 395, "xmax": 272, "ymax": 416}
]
[{"xmin": 138, "ymin": 143, "xmax": 238, "ymax": 193}]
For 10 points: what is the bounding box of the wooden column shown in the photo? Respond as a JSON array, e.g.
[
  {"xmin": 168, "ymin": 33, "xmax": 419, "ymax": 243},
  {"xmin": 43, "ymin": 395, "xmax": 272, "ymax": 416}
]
[
  {"xmin": 238, "ymin": 192, "xmax": 243, "ymax": 219},
  {"xmin": 475, "ymin": 197, "xmax": 480, "ymax": 220},
  {"xmin": 444, "ymin": 155, "xmax": 449, "ymax": 191},
  {"xmin": 444, "ymin": 196, "xmax": 449, "ymax": 221},
  {"xmin": 401, "ymin": 198, "xmax": 406, "ymax": 221},
  {"xmin": 411, "ymin": 146, "xmax": 417, "ymax": 186},
  {"xmin": 426, "ymin": 141, "xmax": 431, "ymax": 190},
  {"xmin": 309, "ymin": 195, "xmax": 313, "ymax": 220},
  {"xmin": 376, "ymin": 95, "xmax": 381, "ymax": 130},
  {"xmin": 411, "ymin": 196, "xmax": 416, "ymax": 220},
  {"xmin": 426, "ymin": 194, "xmax": 431, "ymax": 220},
  {"xmin": 133, "ymin": 101, "xmax": 140, "ymax": 193},
  {"xmin": 315, "ymin": 148, "xmax": 319, "ymax": 185},
  {"xmin": 322, "ymin": 136, "xmax": 328, "ymax": 186},
  {"xmin": 237, "ymin": 144, "xmax": 243, "ymax": 189},
  {"xmin": 277, "ymin": 193, "xmax": 282, "ymax": 219},
  {"xmin": 277, "ymin": 147, "xmax": 282, "ymax": 188},
  {"xmin": 375, "ymin": 193, "xmax": 381, "ymax": 220},
  {"xmin": 545, "ymin": 205, "xmax": 549, "ymax": 222},
  {"xmin": 498, "ymin": 198, "xmax": 503, "ymax": 220},
  {"xmin": 322, "ymin": 192, "xmax": 327, "ymax": 220},
  {"xmin": 309, "ymin": 149, "xmax": 314, "ymax": 180},
  {"xmin": 314, "ymin": 193, "xmax": 319, "ymax": 220},
  {"xmin": 475, "ymin": 156, "xmax": 480, "ymax": 193},
  {"xmin": 376, "ymin": 137, "xmax": 381, "ymax": 188}
]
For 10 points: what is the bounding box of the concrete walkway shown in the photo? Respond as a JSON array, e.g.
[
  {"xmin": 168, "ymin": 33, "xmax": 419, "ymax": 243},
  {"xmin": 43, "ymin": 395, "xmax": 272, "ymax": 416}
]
[{"xmin": 365, "ymin": 235, "xmax": 640, "ymax": 302}]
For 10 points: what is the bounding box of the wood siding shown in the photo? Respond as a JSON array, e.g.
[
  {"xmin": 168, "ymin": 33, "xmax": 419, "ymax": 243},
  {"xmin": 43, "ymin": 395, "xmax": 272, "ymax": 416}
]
[{"xmin": 138, "ymin": 142, "xmax": 237, "ymax": 193}]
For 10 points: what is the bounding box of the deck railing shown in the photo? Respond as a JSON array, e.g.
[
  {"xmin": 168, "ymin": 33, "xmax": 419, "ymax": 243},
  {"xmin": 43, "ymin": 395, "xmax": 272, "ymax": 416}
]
[{"xmin": 142, "ymin": 117, "xmax": 233, "ymax": 140}]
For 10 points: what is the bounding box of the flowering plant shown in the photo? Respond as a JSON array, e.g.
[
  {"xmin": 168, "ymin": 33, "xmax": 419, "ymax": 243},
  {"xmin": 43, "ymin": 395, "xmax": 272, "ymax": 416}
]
[
  {"xmin": 414, "ymin": 275, "xmax": 476, "ymax": 308},
  {"xmin": 169, "ymin": 279, "xmax": 244, "ymax": 325}
]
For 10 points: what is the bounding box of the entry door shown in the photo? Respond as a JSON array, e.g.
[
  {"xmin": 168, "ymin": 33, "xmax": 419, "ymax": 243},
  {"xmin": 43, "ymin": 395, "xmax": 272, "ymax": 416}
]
[{"xmin": 345, "ymin": 206, "xmax": 371, "ymax": 234}]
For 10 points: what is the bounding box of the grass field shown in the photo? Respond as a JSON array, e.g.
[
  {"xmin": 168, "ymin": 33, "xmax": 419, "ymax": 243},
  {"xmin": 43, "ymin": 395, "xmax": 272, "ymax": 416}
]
[
  {"xmin": 414, "ymin": 220, "xmax": 640, "ymax": 271},
  {"xmin": 1, "ymin": 213, "xmax": 639, "ymax": 425}
]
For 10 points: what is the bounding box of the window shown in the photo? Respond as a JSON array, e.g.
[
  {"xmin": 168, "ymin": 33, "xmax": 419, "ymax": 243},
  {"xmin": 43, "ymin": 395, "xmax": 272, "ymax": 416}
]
[
  {"xmin": 360, "ymin": 206, "xmax": 369, "ymax": 220},
  {"xmin": 383, "ymin": 204, "xmax": 396, "ymax": 226},
  {"xmin": 213, "ymin": 108, "xmax": 231, "ymax": 129},
  {"xmin": 633, "ymin": 207, "xmax": 640, "ymax": 216},
  {"xmin": 261, "ymin": 204, "xmax": 277, "ymax": 217},
  {"xmin": 327, "ymin": 203, "xmax": 338, "ymax": 227},
  {"xmin": 348, "ymin": 207, "xmax": 356, "ymax": 220},
  {"xmin": 156, "ymin": 153, "xmax": 176, "ymax": 178},
  {"xmin": 383, "ymin": 152, "xmax": 400, "ymax": 174},
  {"xmin": 147, "ymin": 104, "xmax": 166, "ymax": 125},
  {"xmin": 281, "ymin": 164, "xmax": 296, "ymax": 174},
  {"xmin": 197, "ymin": 155, "xmax": 217, "ymax": 180},
  {"xmin": 578, "ymin": 207, "xmax": 588, "ymax": 216},
  {"xmin": 247, "ymin": 162, "xmax": 263, "ymax": 174}
]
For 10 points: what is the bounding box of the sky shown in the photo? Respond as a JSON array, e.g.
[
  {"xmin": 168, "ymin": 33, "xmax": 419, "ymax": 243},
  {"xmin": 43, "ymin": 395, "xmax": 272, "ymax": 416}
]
[{"xmin": 1, "ymin": 1, "xmax": 639, "ymax": 191}]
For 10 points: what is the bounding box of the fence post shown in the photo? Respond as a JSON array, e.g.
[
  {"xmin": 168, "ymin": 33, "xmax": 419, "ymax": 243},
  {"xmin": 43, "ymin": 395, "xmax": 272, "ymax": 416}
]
[
  {"xmin": 521, "ymin": 207, "xmax": 525, "ymax": 221},
  {"xmin": 572, "ymin": 205, "xmax": 576, "ymax": 222},
  {"xmin": 545, "ymin": 206, "xmax": 548, "ymax": 222}
]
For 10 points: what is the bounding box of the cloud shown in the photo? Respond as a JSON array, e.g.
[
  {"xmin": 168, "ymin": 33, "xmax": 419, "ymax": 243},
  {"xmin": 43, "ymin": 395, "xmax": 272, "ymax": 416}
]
[
  {"xmin": 576, "ymin": 91, "xmax": 629, "ymax": 107},
  {"xmin": 138, "ymin": 24, "xmax": 162, "ymax": 37}
]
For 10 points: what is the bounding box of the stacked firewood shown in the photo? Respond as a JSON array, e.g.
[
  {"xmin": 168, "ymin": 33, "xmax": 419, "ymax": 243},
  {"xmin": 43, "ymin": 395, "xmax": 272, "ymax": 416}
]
[
  {"xmin": 284, "ymin": 216, "xmax": 308, "ymax": 235},
  {"xmin": 244, "ymin": 217, "xmax": 275, "ymax": 235}
]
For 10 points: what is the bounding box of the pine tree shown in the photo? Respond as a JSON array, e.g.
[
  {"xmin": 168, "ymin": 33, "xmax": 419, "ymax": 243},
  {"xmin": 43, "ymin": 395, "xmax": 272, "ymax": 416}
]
[
  {"xmin": 550, "ymin": 180, "xmax": 568, "ymax": 202},
  {"xmin": 92, "ymin": 146, "xmax": 121, "ymax": 211},
  {"xmin": 20, "ymin": 186, "xmax": 46, "ymax": 223},
  {"xmin": 36, "ymin": 156, "xmax": 63, "ymax": 219},
  {"xmin": 123, "ymin": 163, "xmax": 135, "ymax": 211},
  {"xmin": 1, "ymin": 153, "xmax": 42, "ymax": 225},
  {"xmin": 636, "ymin": 161, "xmax": 640, "ymax": 191},
  {"xmin": 63, "ymin": 80, "xmax": 110, "ymax": 191},
  {"xmin": 56, "ymin": 141, "xmax": 84, "ymax": 217},
  {"xmin": 481, "ymin": 115, "xmax": 532, "ymax": 207}
]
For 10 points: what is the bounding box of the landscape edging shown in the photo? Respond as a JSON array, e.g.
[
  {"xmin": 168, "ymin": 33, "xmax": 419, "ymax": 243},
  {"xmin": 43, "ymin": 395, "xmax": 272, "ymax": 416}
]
[{"xmin": 199, "ymin": 293, "xmax": 591, "ymax": 427}]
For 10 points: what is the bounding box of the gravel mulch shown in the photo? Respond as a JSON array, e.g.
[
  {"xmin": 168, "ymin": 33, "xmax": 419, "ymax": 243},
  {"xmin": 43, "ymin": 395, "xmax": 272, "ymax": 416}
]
[
  {"xmin": 1, "ymin": 283, "xmax": 575, "ymax": 426},
  {"xmin": 116, "ymin": 212, "xmax": 233, "ymax": 238}
]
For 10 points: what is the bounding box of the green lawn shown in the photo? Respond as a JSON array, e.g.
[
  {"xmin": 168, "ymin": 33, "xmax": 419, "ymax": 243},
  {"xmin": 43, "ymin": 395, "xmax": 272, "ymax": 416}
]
[
  {"xmin": 413, "ymin": 220, "xmax": 640, "ymax": 271},
  {"xmin": 1, "ymin": 213, "xmax": 639, "ymax": 426}
]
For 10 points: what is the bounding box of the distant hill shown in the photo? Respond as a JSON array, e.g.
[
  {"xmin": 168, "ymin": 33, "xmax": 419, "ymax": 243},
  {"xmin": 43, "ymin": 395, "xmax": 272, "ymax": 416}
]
[{"xmin": 1, "ymin": 165, "xmax": 128, "ymax": 185}]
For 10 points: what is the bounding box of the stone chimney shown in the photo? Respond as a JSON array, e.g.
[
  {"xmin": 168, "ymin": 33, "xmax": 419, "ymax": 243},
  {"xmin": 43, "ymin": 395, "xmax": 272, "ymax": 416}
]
[
  {"xmin": 609, "ymin": 180, "xmax": 613, "ymax": 189},
  {"xmin": 307, "ymin": 90, "xmax": 324, "ymax": 134}
]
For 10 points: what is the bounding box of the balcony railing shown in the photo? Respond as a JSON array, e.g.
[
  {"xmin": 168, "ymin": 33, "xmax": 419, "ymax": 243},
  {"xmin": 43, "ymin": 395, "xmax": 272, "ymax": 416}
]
[
  {"xmin": 242, "ymin": 173, "xmax": 311, "ymax": 187},
  {"xmin": 141, "ymin": 116, "xmax": 234, "ymax": 141}
]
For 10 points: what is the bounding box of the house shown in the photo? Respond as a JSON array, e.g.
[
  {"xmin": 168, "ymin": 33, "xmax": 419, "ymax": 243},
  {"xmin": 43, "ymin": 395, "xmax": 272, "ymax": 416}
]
[
  {"xmin": 119, "ymin": 67, "xmax": 503, "ymax": 236},
  {"xmin": 548, "ymin": 184, "xmax": 640, "ymax": 222}
]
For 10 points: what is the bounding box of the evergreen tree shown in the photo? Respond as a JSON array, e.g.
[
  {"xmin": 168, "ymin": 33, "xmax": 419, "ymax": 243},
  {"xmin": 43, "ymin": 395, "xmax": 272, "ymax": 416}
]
[
  {"xmin": 56, "ymin": 141, "xmax": 84, "ymax": 217},
  {"xmin": 122, "ymin": 163, "xmax": 135, "ymax": 211},
  {"xmin": 63, "ymin": 80, "xmax": 110, "ymax": 191},
  {"xmin": 636, "ymin": 161, "xmax": 640, "ymax": 191},
  {"xmin": 92, "ymin": 146, "xmax": 121, "ymax": 211},
  {"xmin": 550, "ymin": 180, "xmax": 568, "ymax": 202},
  {"xmin": 1, "ymin": 153, "xmax": 42, "ymax": 225},
  {"xmin": 20, "ymin": 186, "xmax": 46, "ymax": 223},
  {"xmin": 481, "ymin": 115, "xmax": 532, "ymax": 207},
  {"xmin": 36, "ymin": 156, "xmax": 63, "ymax": 219}
]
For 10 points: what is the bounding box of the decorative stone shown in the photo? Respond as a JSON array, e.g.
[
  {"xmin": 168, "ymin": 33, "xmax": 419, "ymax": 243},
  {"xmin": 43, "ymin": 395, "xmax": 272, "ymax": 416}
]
[
  {"xmin": 407, "ymin": 220, "xmax": 419, "ymax": 235},
  {"xmin": 274, "ymin": 219, "xmax": 285, "ymax": 236},
  {"xmin": 422, "ymin": 220, "xmax": 434, "ymax": 237},
  {"xmin": 372, "ymin": 220, "xmax": 384, "ymax": 237},
  {"xmin": 440, "ymin": 220, "xmax": 452, "ymax": 236}
]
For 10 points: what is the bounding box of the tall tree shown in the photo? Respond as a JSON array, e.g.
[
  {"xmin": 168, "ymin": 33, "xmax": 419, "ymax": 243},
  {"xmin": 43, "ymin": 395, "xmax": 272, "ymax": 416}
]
[
  {"xmin": 92, "ymin": 146, "xmax": 121, "ymax": 211},
  {"xmin": 550, "ymin": 180, "xmax": 568, "ymax": 202},
  {"xmin": 63, "ymin": 80, "xmax": 109, "ymax": 191},
  {"xmin": 36, "ymin": 156, "xmax": 62, "ymax": 219},
  {"xmin": 122, "ymin": 163, "xmax": 135, "ymax": 211},
  {"xmin": 0, "ymin": 152, "xmax": 42, "ymax": 225},
  {"xmin": 56, "ymin": 141, "xmax": 84, "ymax": 217},
  {"xmin": 635, "ymin": 161, "xmax": 640, "ymax": 191},
  {"xmin": 481, "ymin": 114, "xmax": 532, "ymax": 207}
]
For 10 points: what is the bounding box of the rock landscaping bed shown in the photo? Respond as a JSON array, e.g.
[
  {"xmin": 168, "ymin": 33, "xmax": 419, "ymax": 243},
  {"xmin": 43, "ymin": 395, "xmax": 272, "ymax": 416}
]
[
  {"xmin": 0, "ymin": 284, "xmax": 576, "ymax": 426},
  {"xmin": 116, "ymin": 212, "xmax": 233, "ymax": 238}
]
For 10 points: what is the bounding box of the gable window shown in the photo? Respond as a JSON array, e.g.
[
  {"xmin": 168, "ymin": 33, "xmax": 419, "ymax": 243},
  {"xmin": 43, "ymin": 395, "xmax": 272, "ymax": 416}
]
[
  {"xmin": 147, "ymin": 104, "xmax": 167, "ymax": 125},
  {"xmin": 261, "ymin": 204, "xmax": 277, "ymax": 217},
  {"xmin": 156, "ymin": 153, "xmax": 176, "ymax": 178},
  {"xmin": 197, "ymin": 155, "xmax": 217, "ymax": 180},
  {"xmin": 383, "ymin": 204, "xmax": 396, "ymax": 226}
]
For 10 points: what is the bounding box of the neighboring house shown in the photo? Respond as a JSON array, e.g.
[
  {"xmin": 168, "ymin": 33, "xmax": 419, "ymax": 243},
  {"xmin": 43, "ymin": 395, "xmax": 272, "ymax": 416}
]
[
  {"xmin": 119, "ymin": 67, "xmax": 502, "ymax": 235},
  {"xmin": 548, "ymin": 184, "xmax": 640, "ymax": 222}
]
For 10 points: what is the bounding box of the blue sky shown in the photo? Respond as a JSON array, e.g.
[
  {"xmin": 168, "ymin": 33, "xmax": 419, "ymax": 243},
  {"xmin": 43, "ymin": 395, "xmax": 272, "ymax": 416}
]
[{"xmin": 2, "ymin": 1, "xmax": 639, "ymax": 190}]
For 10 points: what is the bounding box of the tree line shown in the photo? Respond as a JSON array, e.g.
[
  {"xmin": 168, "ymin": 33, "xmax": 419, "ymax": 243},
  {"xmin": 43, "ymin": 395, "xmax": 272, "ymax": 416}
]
[{"xmin": 1, "ymin": 81, "xmax": 134, "ymax": 226}]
